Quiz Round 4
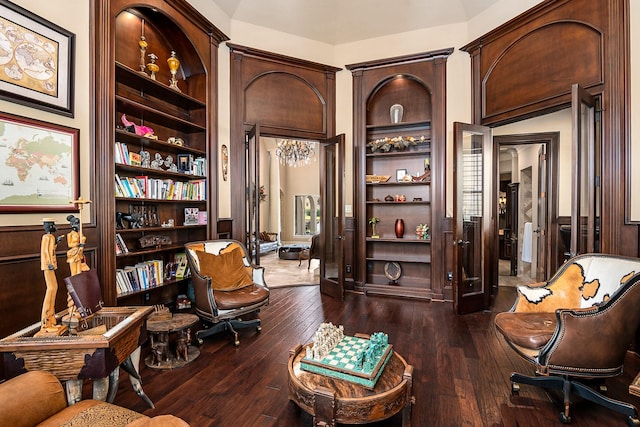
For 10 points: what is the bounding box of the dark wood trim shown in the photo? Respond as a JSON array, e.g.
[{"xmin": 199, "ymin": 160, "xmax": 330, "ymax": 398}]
[{"xmin": 345, "ymin": 48, "xmax": 454, "ymax": 71}]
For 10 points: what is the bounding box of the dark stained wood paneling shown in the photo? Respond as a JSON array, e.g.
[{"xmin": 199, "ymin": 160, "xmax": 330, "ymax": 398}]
[
  {"xmin": 245, "ymin": 71, "xmax": 325, "ymax": 133},
  {"xmin": 483, "ymin": 22, "xmax": 602, "ymax": 121},
  {"xmin": 228, "ymin": 43, "xmax": 340, "ymax": 242},
  {"xmin": 0, "ymin": 225, "xmax": 98, "ymax": 339},
  {"xmin": 461, "ymin": 0, "xmax": 636, "ymax": 259},
  {"xmin": 461, "ymin": 0, "xmax": 609, "ymax": 126}
]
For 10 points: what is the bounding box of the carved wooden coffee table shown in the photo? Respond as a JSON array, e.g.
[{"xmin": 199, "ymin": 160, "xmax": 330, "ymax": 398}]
[
  {"xmin": 288, "ymin": 337, "xmax": 414, "ymax": 426},
  {"xmin": 145, "ymin": 313, "xmax": 200, "ymax": 370}
]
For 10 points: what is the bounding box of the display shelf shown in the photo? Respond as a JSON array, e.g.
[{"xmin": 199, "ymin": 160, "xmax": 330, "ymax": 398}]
[
  {"xmin": 365, "ymin": 120, "xmax": 431, "ymax": 131},
  {"xmin": 116, "ymin": 278, "xmax": 188, "ymax": 300},
  {"xmin": 98, "ymin": 3, "xmax": 227, "ymax": 307},
  {"xmin": 365, "ymin": 237, "xmax": 430, "ymax": 243},
  {"xmin": 116, "ymin": 95, "xmax": 206, "ymax": 133},
  {"xmin": 115, "ymin": 129, "xmax": 205, "ymax": 156},
  {"xmin": 366, "ymin": 148, "xmax": 431, "ymax": 158},
  {"xmin": 349, "ymin": 49, "xmax": 451, "ymax": 299},
  {"xmin": 366, "ymin": 254, "xmax": 432, "ymax": 263},
  {"xmin": 115, "ymin": 62, "xmax": 206, "ymax": 110},
  {"xmin": 115, "ymin": 243, "xmax": 192, "ymax": 258},
  {"xmin": 117, "ymin": 225, "xmax": 206, "ymax": 234}
]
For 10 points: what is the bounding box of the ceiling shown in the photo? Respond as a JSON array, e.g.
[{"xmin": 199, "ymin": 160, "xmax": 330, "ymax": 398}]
[{"xmin": 210, "ymin": 0, "xmax": 502, "ymax": 45}]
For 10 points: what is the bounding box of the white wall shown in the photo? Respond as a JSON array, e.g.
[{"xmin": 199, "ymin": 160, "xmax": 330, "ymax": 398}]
[{"xmin": 0, "ymin": 0, "xmax": 91, "ymax": 226}]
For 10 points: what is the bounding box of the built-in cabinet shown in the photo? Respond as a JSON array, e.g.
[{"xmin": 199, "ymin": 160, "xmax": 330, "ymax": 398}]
[
  {"xmin": 347, "ymin": 49, "xmax": 452, "ymax": 300},
  {"xmin": 95, "ymin": 0, "xmax": 227, "ymax": 306}
]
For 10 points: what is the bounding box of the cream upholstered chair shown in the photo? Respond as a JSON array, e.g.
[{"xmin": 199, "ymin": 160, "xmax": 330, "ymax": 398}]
[
  {"xmin": 494, "ymin": 253, "xmax": 640, "ymax": 425},
  {"xmin": 184, "ymin": 239, "xmax": 269, "ymax": 346}
]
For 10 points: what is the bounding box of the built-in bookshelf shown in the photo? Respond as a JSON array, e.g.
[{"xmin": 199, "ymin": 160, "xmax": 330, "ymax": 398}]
[
  {"xmin": 347, "ymin": 48, "xmax": 452, "ymax": 300},
  {"xmin": 97, "ymin": 0, "xmax": 227, "ymax": 306}
]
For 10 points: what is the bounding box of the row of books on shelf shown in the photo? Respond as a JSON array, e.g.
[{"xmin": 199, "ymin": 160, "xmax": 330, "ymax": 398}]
[
  {"xmin": 115, "ymin": 174, "xmax": 206, "ymax": 201},
  {"xmin": 116, "ymin": 253, "xmax": 190, "ymax": 295},
  {"xmin": 115, "ymin": 142, "xmax": 206, "ymax": 176},
  {"xmin": 115, "ymin": 233, "xmax": 129, "ymax": 254}
]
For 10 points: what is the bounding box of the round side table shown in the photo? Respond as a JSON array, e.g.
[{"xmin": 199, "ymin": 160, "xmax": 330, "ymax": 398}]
[
  {"xmin": 145, "ymin": 313, "xmax": 200, "ymax": 370},
  {"xmin": 288, "ymin": 340, "xmax": 414, "ymax": 426}
]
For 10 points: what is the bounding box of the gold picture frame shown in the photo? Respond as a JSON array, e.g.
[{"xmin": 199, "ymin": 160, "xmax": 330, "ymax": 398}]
[{"xmin": 0, "ymin": 0, "xmax": 75, "ymax": 117}]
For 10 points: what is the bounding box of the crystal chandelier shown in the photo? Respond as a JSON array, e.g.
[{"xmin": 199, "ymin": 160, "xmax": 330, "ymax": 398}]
[{"xmin": 275, "ymin": 139, "xmax": 316, "ymax": 167}]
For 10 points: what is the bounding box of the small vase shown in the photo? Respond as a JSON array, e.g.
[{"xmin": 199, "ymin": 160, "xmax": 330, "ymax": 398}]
[
  {"xmin": 390, "ymin": 104, "xmax": 403, "ymax": 124},
  {"xmin": 394, "ymin": 219, "xmax": 405, "ymax": 238}
]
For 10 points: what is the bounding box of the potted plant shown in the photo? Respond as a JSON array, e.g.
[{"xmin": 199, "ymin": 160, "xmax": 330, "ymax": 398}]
[{"xmin": 415, "ymin": 223, "xmax": 430, "ymax": 240}]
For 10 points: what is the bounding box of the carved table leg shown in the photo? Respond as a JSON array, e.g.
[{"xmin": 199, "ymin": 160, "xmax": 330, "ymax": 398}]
[{"xmin": 313, "ymin": 386, "xmax": 336, "ymax": 427}]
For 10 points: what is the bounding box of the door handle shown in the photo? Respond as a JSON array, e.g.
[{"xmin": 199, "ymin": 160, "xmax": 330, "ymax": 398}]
[
  {"xmin": 454, "ymin": 240, "xmax": 470, "ymax": 246},
  {"xmin": 336, "ymin": 235, "xmax": 344, "ymax": 240}
]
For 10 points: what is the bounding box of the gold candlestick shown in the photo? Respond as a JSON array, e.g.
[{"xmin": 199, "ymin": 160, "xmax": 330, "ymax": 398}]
[
  {"xmin": 147, "ymin": 53, "xmax": 159, "ymax": 80},
  {"xmin": 167, "ymin": 51, "xmax": 181, "ymax": 92},
  {"xmin": 138, "ymin": 36, "xmax": 147, "ymax": 74}
]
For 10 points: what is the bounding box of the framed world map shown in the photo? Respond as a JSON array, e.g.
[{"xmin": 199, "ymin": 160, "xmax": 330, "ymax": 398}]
[
  {"xmin": 0, "ymin": 0, "xmax": 75, "ymax": 117},
  {"xmin": 0, "ymin": 112, "xmax": 78, "ymax": 212}
]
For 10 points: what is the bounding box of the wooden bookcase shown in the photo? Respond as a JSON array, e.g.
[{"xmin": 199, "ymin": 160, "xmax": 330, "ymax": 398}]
[
  {"xmin": 94, "ymin": 0, "xmax": 227, "ymax": 306},
  {"xmin": 347, "ymin": 48, "xmax": 452, "ymax": 300}
]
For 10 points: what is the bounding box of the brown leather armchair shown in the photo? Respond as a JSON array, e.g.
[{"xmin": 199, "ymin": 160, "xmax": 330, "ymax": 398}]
[
  {"xmin": 494, "ymin": 253, "xmax": 640, "ymax": 425},
  {"xmin": 185, "ymin": 240, "xmax": 270, "ymax": 346}
]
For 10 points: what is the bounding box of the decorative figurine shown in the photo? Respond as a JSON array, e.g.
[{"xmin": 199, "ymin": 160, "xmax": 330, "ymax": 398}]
[
  {"xmin": 167, "ymin": 51, "xmax": 181, "ymax": 92},
  {"xmin": 150, "ymin": 152, "xmax": 164, "ymax": 169},
  {"xmin": 140, "ymin": 150, "xmax": 151, "ymax": 168},
  {"xmin": 369, "ymin": 217, "xmax": 380, "ymax": 238},
  {"xmin": 34, "ymin": 218, "xmax": 66, "ymax": 337},
  {"xmin": 147, "ymin": 53, "xmax": 159, "ymax": 80},
  {"xmin": 164, "ymin": 155, "xmax": 178, "ymax": 172}
]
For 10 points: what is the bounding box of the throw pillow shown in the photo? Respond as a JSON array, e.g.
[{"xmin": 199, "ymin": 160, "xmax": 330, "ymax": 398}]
[{"xmin": 195, "ymin": 246, "xmax": 253, "ymax": 291}]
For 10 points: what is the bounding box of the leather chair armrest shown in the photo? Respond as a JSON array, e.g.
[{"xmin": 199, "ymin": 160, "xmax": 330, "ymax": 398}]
[{"xmin": 0, "ymin": 371, "xmax": 67, "ymax": 427}]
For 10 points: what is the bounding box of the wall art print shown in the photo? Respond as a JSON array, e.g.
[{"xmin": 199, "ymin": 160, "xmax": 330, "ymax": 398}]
[
  {"xmin": 0, "ymin": 112, "xmax": 79, "ymax": 212},
  {"xmin": 0, "ymin": 0, "xmax": 75, "ymax": 117}
]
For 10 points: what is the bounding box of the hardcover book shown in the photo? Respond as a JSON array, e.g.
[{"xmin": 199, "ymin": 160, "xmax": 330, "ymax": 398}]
[{"xmin": 64, "ymin": 269, "xmax": 105, "ymax": 318}]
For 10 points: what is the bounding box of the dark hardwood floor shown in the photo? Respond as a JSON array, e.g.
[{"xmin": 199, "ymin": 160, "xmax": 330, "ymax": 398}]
[{"xmin": 112, "ymin": 286, "xmax": 640, "ymax": 426}]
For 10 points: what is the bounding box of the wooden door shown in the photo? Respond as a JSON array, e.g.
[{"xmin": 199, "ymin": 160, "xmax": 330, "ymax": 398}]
[
  {"xmin": 535, "ymin": 145, "xmax": 547, "ymax": 281},
  {"xmin": 319, "ymin": 135, "xmax": 345, "ymax": 300},
  {"xmin": 453, "ymin": 122, "xmax": 493, "ymax": 314},
  {"xmin": 245, "ymin": 125, "xmax": 261, "ymax": 263},
  {"xmin": 571, "ymin": 84, "xmax": 600, "ymax": 256},
  {"xmin": 507, "ymin": 183, "xmax": 519, "ymax": 276}
]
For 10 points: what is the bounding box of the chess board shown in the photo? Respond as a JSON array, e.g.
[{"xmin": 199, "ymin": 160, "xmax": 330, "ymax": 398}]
[{"xmin": 300, "ymin": 335, "xmax": 393, "ymax": 389}]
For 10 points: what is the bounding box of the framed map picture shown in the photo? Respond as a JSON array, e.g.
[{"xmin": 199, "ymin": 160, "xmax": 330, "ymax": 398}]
[
  {"xmin": 0, "ymin": 0, "xmax": 75, "ymax": 117},
  {"xmin": 0, "ymin": 112, "xmax": 79, "ymax": 212}
]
